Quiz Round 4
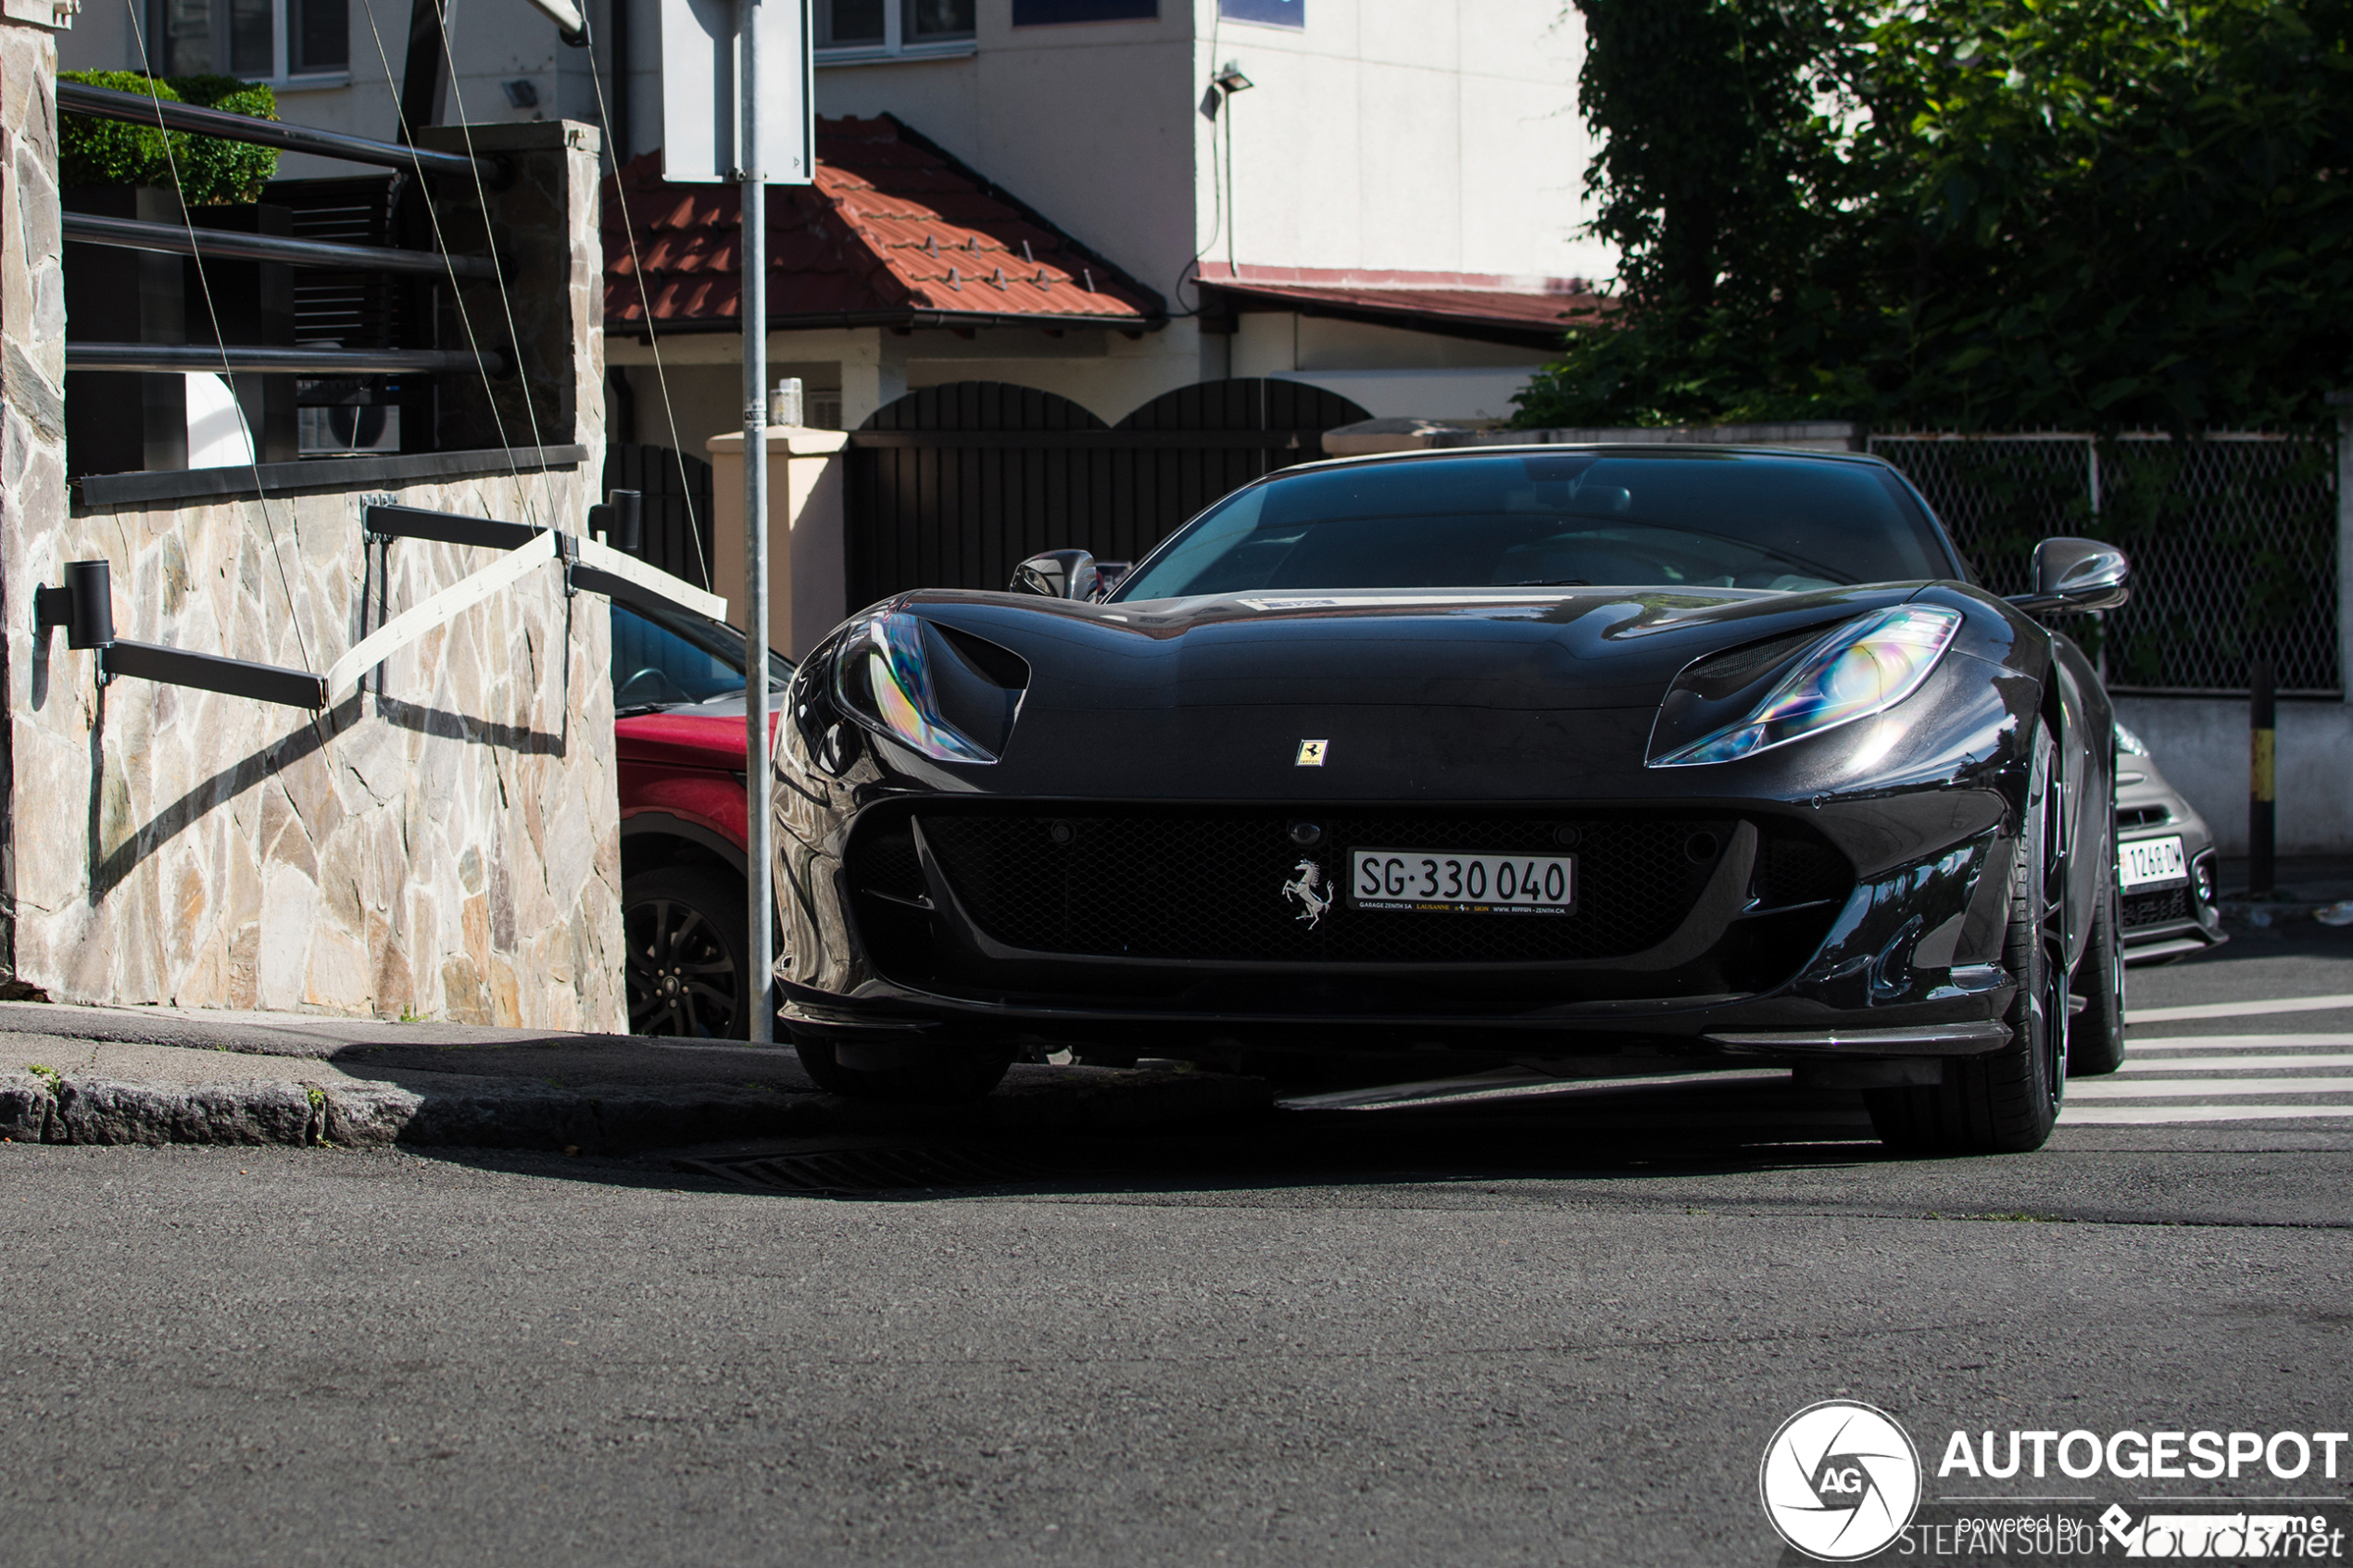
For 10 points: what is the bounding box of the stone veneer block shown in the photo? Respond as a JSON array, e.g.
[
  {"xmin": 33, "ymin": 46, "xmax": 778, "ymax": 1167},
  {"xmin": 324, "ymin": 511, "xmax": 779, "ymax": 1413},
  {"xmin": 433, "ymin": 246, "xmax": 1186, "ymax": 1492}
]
[{"xmin": 1, "ymin": 85, "xmax": 623, "ymax": 1029}]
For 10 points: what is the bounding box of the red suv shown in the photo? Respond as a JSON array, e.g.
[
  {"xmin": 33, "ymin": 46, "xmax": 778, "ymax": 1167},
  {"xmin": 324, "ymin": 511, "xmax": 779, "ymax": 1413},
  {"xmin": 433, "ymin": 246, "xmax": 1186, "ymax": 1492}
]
[{"xmin": 612, "ymin": 598, "xmax": 790, "ymax": 1037}]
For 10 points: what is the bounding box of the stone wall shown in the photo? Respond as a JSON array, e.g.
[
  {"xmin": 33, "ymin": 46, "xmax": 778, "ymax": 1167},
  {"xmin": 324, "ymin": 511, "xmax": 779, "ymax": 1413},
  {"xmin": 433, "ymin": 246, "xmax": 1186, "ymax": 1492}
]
[
  {"xmin": 1, "ymin": 14, "xmax": 67, "ymax": 981},
  {"xmin": 1, "ymin": 94, "xmax": 627, "ymax": 1029}
]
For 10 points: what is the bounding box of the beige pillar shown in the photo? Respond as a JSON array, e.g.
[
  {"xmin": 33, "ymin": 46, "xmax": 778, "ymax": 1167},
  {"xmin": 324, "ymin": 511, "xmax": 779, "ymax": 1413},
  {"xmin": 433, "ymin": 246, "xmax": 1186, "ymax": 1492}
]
[{"xmin": 706, "ymin": 426, "xmax": 851, "ymax": 660}]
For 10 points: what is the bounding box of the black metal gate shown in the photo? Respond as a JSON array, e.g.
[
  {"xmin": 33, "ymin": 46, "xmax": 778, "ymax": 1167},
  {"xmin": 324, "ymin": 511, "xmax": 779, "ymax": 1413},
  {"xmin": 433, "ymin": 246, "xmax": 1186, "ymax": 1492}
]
[
  {"xmin": 844, "ymin": 378, "xmax": 1370, "ymax": 613},
  {"xmin": 602, "ymin": 443, "xmax": 716, "ymax": 591}
]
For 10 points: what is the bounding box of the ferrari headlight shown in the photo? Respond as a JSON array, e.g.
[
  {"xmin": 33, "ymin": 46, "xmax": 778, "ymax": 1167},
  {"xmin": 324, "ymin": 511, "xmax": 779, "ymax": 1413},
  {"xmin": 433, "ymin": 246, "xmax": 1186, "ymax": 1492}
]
[
  {"xmin": 831, "ymin": 610, "xmax": 1000, "ymax": 765},
  {"xmin": 1650, "ymin": 604, "xmax": 1962, "ymax": 768}
]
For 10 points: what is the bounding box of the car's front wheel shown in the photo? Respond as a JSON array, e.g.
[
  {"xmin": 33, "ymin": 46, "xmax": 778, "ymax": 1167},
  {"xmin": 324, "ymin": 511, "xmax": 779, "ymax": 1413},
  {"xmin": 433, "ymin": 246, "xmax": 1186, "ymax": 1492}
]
[
  {"xmin": 1868, "ymin": 721, "xmax": 2068, "ymax": 1154},
  {"xmin": 623, "ymin": 864, "xmax": 752, "ymax": 1039}
]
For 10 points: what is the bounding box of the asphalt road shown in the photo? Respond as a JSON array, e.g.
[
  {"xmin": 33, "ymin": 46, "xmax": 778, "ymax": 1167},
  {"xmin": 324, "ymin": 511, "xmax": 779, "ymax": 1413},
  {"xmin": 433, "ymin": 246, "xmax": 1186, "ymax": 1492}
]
[{"xmin": 5, "ymin": 932, "xmax": 2351, "ymax": 1567}]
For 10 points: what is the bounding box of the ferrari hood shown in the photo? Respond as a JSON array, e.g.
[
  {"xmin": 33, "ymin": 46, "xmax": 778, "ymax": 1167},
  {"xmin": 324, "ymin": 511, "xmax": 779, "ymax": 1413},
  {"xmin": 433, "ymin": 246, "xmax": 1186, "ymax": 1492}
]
[
  {"xmin": 908, "ymin": 584, "xmax": 1921, "ymax": 715},
  {"xmin": 819, "ymin": 583, "xmax": 2017, "ymax": 801}
]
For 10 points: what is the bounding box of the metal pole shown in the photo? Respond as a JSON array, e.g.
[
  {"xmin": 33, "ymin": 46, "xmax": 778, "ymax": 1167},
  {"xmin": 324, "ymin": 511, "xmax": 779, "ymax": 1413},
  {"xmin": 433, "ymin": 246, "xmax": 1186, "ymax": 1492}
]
[
  {"xmin": 740, "ymin": 0, "xmax": 774, "ymax": 1043},
  {"xmin": 2250, "ymin": 657, "xmax": 2276, "ymax": 898},
  {"xmin": 2334, "ymin": 393, "xmax": 2353, "ymax": 700}
]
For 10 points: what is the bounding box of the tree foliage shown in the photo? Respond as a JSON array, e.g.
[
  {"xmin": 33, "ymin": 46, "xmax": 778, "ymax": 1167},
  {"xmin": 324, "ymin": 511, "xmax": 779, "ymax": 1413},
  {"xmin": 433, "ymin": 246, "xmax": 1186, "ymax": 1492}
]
[
  {"xmin": 1518, "ymin": 0, "xmax": 2353, "ymax": 432},
  {"xmin": 59, "ymin": 71, "xmax": 280, "ymax": 206}
]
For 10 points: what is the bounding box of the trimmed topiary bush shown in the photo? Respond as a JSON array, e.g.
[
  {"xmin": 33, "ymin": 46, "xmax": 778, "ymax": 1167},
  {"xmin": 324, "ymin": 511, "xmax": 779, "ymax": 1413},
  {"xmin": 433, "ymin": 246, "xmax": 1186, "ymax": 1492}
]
[
  {"xmin": 57, "ymin": 69, "xmax": 180, "ymax": 191},
  {"xmin": 58, "ymin": 69, "xmax": 279, "ymax": 205},
  {"xmin": 166, "ymin": 76, "xmax": 280, "ymax": 205}
]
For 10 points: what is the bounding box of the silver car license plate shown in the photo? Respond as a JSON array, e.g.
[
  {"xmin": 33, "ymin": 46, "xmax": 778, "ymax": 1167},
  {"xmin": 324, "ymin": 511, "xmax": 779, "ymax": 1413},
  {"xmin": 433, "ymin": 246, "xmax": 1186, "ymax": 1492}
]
[
  {"xmin": 2119, "ymin": 834, "xmax": 2188, "ymax": 889},
  {"xmin": 1348, "ymin": 849, "xmax": 1575, "ymax": 914}
]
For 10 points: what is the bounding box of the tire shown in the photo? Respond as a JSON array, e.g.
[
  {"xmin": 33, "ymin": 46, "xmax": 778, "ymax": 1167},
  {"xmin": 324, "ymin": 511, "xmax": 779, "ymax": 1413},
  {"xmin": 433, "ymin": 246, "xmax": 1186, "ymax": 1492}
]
[
  {"xmin": 1868, "ymin": 721, "xmax": 2068, "ymax": 1154},
  {"xmin": 791, "ymin": 1035, "xmax": 1015, "ymax": 1104},
  {"xmin": 623, "ymin": 864, "xmax": 753, "ymax": 1039},
  {"xmin": 2069, "ymin": 874, "xmax": 2128, "ymax": 1076}
]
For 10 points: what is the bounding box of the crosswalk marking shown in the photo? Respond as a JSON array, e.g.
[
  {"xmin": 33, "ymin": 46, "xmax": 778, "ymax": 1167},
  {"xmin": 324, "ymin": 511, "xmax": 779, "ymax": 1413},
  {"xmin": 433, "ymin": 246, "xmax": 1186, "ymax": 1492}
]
[
  {"xmin": 2118, "ymin": 1054, "xmax": 2353, "ymax": 1073},
  {"xmin": 2060, "ymin": 1103, "xmax": 2353, "ymax": 1125},
  {"xmin": 2126, "ymin": 994, "xmax": 2353, "ymax": 1023},
  {"xmin": 2070, "ymin": 1076, "xmax": 2353, "ymax": 1099},
  {"xmin": 2131, "ymin": 1034, "xmax": 2353, "ymax": 1050},
  {"xmin": 2082, "ymin": 1008, "xmax": 2353, "ymax": 1126}
]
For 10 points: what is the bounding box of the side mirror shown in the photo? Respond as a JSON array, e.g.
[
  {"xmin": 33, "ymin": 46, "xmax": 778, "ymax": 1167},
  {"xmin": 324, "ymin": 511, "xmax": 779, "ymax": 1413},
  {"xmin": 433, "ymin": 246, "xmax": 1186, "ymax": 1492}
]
[
  {"xmin": 2009, "ymin": 536, "xmax": 2130, "ymax": 613},
  {"xmin": 1010, "ymin": 549, "xmax": 1101, "ymax": 601}
]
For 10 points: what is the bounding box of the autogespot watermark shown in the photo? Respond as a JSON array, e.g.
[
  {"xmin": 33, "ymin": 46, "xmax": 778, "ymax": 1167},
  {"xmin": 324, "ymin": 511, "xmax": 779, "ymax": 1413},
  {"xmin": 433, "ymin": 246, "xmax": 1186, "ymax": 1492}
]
[
  {"xmin": 1761, "ymin": 1405, "xmax": 2350, "ymax": 1562},
  {"xmin": 1761, "ymin": 1401, "xmax": 1926, "ymax": 1561}
]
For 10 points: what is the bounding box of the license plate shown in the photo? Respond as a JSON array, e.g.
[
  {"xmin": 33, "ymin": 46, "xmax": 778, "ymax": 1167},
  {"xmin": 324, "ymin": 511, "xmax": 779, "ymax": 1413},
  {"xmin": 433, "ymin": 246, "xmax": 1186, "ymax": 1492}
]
[
  {"xmin": 1348, "ymin": 849, "xmax": 1575, "ymax": 914},
  {"xmin": 2119, "ymin": 834, "xmax": 2188, "ymax": 889}
]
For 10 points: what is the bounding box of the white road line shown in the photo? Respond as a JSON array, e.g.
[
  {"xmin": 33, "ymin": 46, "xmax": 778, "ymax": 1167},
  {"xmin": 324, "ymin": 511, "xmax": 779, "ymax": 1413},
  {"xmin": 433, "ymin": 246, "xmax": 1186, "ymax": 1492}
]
[
  {"xmin": 2126, "ymin": 994, "xmax": 2353, "ymax": 1023},
  {"xmin": 2117, "ymin": 1055, "xmax": 2353, "ymax": 1073},
  {"xmin": 2061, "ymin": 1104, "xmax": 2353, "ymax": 1125},
  {"xmin": 2067, "ymin": 1077, "xmax": 2353, "ymax": 1099},
  {"xmin": 2130, "ymin": 1035, "xmax": 2353, "ymax": 1050}
]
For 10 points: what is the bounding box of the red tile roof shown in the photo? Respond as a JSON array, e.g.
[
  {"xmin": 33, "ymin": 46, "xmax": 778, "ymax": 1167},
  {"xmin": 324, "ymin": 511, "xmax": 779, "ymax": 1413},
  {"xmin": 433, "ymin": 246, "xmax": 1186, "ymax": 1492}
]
[{"xmin": 603, "ymin": 116, "xmax": 1163, "ymax": 333}]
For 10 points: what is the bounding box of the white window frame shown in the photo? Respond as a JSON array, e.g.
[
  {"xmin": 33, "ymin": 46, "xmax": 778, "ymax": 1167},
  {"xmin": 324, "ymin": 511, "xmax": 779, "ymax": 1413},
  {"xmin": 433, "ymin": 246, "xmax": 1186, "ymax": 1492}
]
[{"xmin": 815, "ymin": 0, "xmax": 975, "ymax": 65}]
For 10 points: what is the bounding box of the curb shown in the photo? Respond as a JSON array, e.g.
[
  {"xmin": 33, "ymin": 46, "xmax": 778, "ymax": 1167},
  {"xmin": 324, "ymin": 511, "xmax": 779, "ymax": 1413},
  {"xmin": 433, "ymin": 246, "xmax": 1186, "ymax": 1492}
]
[{"xmin": 0, "ymin": 1065, "xmax": 1270, "ymax": 1152}]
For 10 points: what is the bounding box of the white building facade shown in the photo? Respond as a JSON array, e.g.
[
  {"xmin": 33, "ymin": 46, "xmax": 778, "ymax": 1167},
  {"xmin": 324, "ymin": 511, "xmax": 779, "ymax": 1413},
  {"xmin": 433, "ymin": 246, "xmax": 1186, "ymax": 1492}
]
[{"xmin": 67, "ymin": 0, "xmax": 1604, "ymax": 437}]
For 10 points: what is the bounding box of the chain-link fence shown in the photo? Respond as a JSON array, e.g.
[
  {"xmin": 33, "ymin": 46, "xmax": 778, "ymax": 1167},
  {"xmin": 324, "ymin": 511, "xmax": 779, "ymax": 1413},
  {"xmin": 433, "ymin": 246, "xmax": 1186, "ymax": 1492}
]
[{"xmin": 1870, "ymin": 433, "xmax": 2340, "ymax": 695}]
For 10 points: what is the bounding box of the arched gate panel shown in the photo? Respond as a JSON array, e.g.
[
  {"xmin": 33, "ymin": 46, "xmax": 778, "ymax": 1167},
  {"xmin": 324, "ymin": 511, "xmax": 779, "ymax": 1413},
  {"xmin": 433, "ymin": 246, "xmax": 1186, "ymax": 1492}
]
[{"xmin": 843, "ymin": 378, "xmax": 1370, "ymax": 613}]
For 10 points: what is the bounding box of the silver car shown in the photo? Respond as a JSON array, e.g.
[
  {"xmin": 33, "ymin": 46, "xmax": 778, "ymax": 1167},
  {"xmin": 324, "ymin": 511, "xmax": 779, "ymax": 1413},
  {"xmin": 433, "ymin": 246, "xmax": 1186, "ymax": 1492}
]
[{"xmin": 2115, "ymin": 721, "xmax": 2225, "ymax": 962}]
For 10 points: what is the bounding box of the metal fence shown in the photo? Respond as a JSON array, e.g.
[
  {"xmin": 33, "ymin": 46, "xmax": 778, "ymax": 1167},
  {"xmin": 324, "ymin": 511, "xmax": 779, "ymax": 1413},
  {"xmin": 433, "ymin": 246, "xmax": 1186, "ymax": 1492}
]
[{"xmin": 1869, "ymin": 433, "xmax": 2340, "ymax": 695}]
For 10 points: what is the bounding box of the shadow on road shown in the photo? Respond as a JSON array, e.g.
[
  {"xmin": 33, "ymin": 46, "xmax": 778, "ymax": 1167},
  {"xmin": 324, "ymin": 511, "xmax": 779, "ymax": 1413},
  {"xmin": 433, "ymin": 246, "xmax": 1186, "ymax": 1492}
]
[{"xmin": 408, "ymin": 1065, "xmax": 1914, "ymax": 1200}]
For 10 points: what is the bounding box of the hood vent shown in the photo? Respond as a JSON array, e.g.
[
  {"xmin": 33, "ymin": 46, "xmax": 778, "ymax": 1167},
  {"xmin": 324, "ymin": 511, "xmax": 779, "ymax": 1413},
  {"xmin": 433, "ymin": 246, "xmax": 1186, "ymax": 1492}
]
[{"xmin": 922, "ymin": 621, "xmax": 1030, "ymax": 759}]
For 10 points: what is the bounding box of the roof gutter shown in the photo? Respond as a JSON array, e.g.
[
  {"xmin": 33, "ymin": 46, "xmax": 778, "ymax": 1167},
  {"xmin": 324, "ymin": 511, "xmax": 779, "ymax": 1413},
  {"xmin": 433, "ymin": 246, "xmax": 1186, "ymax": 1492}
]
[
  {"xmin": 1198, "ymin": 283, "xmax": 1586, "ymax": 352},
  {"xmin": 613, "ymin": 307, "xmax": 1170, "ymax": 341}
]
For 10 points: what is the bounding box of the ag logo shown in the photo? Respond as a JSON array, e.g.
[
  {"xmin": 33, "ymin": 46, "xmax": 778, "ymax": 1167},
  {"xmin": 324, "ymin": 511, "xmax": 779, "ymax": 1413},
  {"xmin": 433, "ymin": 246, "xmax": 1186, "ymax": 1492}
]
[{"xmin": 1759, "ymin": 1400, "xmax": 1921, "ymax": 1562}]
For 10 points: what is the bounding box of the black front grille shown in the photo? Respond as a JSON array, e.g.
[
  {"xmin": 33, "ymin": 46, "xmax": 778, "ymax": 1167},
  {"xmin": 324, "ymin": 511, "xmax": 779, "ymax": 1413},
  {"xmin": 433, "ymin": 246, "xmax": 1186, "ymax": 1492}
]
[
  {"xmin": 2122, "ymin": 885, "xmax": 2191, "ymax": 930},
  {"xmin": 1757, "ymin": 836, "xmax": 1850, "ymax": 907},
  {"xmin": 2118, "ymin": 806, "xmax": 2172, "ymax": 831},
  {"xmin": 907, "ymin": 809, "xmax": 1739, "ymax": 965}
]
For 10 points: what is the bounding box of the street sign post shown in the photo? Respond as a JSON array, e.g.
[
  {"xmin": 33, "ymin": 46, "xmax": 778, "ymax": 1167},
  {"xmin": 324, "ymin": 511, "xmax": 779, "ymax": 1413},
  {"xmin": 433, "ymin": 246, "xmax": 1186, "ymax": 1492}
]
[{"xmin": 659, "ymin": 0, "xmax": 812, "ymax": 1042}]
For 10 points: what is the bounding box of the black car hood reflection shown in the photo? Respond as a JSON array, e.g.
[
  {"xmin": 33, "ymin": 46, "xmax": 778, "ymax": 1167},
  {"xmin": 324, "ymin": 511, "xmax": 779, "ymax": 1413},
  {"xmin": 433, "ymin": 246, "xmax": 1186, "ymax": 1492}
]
[{"xmin": 910, "ymin": 583, "xmax": 1919, "ymax": 716}]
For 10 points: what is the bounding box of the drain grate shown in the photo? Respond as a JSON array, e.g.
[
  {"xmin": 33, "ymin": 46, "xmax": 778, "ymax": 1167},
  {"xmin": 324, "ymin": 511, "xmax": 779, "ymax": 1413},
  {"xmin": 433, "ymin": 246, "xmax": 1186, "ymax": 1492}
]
[{"xmin": 673, "ymin": 1145, "xmax": 1076, "ymax": 1197}]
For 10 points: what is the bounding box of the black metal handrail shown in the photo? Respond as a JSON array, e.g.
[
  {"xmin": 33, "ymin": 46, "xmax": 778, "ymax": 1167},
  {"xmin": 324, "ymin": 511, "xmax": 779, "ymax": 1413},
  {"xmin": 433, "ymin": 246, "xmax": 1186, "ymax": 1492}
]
[
  {"xmin": 67, "ymin": 344, "xmax": 507, "ymax": 376},
  {"xmin": 63, "ymin": 211, "xmax": 497, "ymax": 280},
  {"xmin": 57, "ymin": 81, "xmax": 499, "ymax": 182}
]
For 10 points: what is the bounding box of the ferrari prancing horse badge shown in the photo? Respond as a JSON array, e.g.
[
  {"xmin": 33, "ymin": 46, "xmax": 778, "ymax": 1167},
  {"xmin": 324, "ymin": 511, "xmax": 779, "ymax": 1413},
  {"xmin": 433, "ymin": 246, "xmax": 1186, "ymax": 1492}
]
[{"xmin": 1296, "ymin": 739, "xmax": 1328, "ymax": 767}]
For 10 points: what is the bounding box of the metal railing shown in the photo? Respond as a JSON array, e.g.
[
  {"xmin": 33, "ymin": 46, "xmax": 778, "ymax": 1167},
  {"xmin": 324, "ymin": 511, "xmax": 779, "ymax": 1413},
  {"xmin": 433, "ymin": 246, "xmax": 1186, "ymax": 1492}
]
[
  {"xmin": 57, "ymin": 80, "xmax": 499, "ymax": 183},
  {"xmin": 63, "ymin": 211, "xmax": 497, "ymax": 279},
  {"xmin": 60, "ymin": 81, "xmax": 505, "ymax": 403},
  {"xmin": 66, "ymin": 345, "xmax": 506, "ymax": 376},
  {"xmin": 36, "ymin": 495, "xmax": 730, "ymax": 712},
  {"xmin": 1871, "ymin": 433, "xmax": 2340, "ymax": 696}
]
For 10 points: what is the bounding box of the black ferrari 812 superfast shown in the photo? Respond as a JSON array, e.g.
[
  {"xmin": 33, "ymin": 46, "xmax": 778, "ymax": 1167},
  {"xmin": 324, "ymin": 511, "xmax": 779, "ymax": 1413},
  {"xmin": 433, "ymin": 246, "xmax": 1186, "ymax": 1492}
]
[{"xmin": 771, "ymin": 445, "xmax": 2132, "ymax": 1153}]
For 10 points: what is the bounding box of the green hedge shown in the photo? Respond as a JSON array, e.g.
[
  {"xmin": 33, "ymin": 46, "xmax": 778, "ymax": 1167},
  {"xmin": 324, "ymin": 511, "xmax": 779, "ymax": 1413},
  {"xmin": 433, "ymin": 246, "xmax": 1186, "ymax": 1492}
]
[{"xmin": 58, "ymin": 70, "xmax": 279, "ymax": 206}]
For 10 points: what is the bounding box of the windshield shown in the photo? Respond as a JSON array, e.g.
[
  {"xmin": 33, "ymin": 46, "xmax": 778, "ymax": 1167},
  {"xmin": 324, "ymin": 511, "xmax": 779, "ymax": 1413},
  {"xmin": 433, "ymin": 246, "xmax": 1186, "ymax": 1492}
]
[
  {"xmin": 1110, "ymin": 451, "xmax": 1958, "ymax": 601},
  {"xmin": 611, "ymin": 600, "xmax": 794, "ymax": 713}
]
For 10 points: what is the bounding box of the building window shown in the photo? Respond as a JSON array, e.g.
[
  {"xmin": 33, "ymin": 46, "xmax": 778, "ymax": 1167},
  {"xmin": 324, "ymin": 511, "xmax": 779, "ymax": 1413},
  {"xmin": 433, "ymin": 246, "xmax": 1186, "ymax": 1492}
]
[
  {"xmin": 1218, "ymin": 0, "xmax": 1300, "ymax": 27},
  {"xmin": 1012, "ymin": 0, "xmax": 1153, "ymax": 23},
  {"xmin": 155, "ymin": 0, "xmax": 347, "ymax": 79},
  {"xmin": 815, "ymin": 0, "xmax": 974, "ymax": 59}
]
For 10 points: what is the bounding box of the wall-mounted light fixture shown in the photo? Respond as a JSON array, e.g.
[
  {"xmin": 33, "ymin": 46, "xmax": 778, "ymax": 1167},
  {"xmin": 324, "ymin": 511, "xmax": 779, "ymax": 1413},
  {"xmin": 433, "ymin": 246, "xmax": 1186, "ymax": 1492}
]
[{"xmin": 1201, "ymin": 60, "xmax": 1253, "ymax": 120}]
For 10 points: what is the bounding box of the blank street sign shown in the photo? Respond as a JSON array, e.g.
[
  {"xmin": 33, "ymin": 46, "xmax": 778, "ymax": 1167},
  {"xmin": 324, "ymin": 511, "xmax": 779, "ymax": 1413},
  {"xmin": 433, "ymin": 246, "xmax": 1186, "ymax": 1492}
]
[{"xmin": 661, "ymin": 0, "xmax": 813, "ymax": 185}]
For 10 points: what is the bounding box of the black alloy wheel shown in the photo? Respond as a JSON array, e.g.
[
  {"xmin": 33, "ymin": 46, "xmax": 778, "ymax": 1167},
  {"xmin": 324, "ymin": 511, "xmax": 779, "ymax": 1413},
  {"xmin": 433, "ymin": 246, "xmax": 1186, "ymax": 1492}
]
[
  {"xmin": 1868, "ymin": 720, "xmax": 2068, "ymax": 1153},
  {"xmin": 623, "ymin": 864, "xmax": 752, "ymax": 1039}
]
